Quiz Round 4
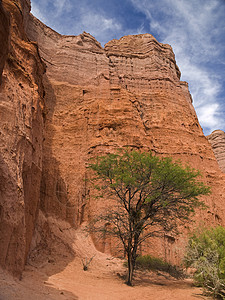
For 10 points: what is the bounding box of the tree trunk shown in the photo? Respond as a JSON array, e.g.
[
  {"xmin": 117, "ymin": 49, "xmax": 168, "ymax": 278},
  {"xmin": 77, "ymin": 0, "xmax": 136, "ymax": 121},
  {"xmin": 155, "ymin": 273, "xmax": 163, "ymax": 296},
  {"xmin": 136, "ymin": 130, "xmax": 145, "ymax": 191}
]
[
  {"xmin": 126, "ymin": 237, "xmax": 138, "ymax": 286},
  {"xmin": 127, "ymin": 252, "xmax": 134, "ymax": 286}
]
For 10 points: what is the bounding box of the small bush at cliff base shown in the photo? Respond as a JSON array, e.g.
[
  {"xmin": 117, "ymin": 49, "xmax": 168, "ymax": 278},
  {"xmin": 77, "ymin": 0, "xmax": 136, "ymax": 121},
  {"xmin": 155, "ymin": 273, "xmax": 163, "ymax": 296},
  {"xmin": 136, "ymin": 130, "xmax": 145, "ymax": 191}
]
[
  {"xmin": 184, "ymin": 226, "xmax": 225, "ymax": 299},
  {"xmin": 135, "ymin": 255, "xmax": 183, "ymax": 278}
]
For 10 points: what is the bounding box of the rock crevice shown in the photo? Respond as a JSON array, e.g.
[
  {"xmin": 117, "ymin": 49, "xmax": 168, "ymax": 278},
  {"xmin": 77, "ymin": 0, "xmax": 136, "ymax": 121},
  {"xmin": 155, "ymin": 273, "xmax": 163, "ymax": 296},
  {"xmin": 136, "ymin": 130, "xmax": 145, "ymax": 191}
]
[{"xmin": 0, "ymin": 0, "xmax": 45, "ymax": 277}]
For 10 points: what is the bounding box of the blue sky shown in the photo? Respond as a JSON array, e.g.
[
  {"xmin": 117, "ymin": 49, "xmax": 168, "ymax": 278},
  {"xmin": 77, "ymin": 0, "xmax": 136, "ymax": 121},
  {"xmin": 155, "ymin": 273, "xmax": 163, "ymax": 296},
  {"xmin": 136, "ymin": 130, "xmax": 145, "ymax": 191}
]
[{"xmin": 31, "ymin": 0, "xmax": 225, "ymax": 135}]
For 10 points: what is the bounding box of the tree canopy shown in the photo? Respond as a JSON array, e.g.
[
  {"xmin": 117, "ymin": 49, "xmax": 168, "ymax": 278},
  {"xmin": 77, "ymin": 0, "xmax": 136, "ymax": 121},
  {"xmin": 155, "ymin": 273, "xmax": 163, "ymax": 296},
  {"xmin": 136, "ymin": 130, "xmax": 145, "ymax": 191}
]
[{"xmin": 88, "ymin": 149, "xmax": 210, "ymax": 285}]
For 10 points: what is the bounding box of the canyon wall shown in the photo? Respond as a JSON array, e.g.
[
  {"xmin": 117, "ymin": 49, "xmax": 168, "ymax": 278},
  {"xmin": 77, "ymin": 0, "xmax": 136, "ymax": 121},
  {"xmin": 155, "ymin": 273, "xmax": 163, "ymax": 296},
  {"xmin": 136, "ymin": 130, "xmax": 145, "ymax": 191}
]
[
  {"xmin": 207, "ymin": 130, "xmax": 225, "ymax": 173},
  {"xmin": 0, "ymin": 0, "xmax": 45, "ymax": 276},
  {"xmin": 1, "ymin": 0, "xmax": 225, "ymax": 277},
  {"xmin": 0, "ymin": 1, "xmax": 9, "ymax": 83},
  {"xmin": 27, "ymin": 15, "xmax": 225, "ymax": 262}
]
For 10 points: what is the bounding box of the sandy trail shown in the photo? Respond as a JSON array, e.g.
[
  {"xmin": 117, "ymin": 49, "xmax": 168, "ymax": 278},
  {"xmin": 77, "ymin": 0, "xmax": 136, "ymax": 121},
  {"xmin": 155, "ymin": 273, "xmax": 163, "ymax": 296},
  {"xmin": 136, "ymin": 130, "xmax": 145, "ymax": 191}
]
[
  {"xmin": 0, "ymin": 226, "xmax": 208, "ymax": 299},
  {"xmin": 0, "ymin": 254, "xmax": 207, "ymax": 300}
]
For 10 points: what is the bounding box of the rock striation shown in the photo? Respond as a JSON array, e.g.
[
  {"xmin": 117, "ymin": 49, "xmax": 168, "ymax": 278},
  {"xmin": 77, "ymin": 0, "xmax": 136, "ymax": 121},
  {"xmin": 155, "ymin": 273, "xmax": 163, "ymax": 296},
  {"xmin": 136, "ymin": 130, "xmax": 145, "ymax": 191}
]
[
  {"xmin": 207, "ymin": 130, "xmax": 225, "ymax": 173},
  {"xmin": 1, "ymin": 0, "xmax": 225, "ymax": 277},
  {"xmin": 0, "ymin": 1, "xmax": 9, "ymax": 83},
  {"xmin": 0, "ymin": 0, "xmax": 45, "ymax": 276},
  {"xmin": 26, "ymin": 14, "xmax": 225, "ymax": 263}
]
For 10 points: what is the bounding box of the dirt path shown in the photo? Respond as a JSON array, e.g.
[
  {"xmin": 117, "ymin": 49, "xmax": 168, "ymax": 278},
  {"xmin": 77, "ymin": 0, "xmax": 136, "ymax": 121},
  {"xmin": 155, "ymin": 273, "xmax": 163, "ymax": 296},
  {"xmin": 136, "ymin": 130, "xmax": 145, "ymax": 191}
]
[
  {"xmin": 0, "ymin": 254, "xmax": 208, "ymax": 300},
  {"xmin": 0, "ymin": 226, "xmax": 208, "ymax": 299}
]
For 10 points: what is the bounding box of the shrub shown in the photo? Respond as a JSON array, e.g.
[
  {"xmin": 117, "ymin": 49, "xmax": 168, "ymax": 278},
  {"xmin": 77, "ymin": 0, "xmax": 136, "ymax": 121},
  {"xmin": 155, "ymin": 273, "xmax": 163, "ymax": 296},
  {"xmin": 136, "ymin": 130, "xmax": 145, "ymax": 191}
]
[
  {"xmin": 184, "ymin": 226, "xmax": 225, "ymax": 298},
  {"xmin": 126, "ymin": 254, "xmax": 183, "ymax": 278}
]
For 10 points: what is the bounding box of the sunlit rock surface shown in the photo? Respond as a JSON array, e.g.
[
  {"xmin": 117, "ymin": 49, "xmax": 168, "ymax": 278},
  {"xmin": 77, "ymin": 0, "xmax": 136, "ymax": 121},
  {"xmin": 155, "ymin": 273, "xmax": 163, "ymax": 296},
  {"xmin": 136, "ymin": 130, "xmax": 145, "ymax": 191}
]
[
  {"xmin": 207, "ymin": 130, "xmax": 225, "ymax": 173},
  {"xmin": 1, "ymin": 0, "xmax": 225, "ymax": 278}
]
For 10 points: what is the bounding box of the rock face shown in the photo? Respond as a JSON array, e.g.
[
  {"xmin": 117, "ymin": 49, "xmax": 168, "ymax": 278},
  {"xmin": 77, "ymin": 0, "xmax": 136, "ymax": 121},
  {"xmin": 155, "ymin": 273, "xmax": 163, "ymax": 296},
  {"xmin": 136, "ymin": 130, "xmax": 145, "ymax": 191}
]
[
  {"xmin": 26, "ymin": 15, "xmax": 225, "ymax": 263},
  {"xmin": 0, "ymin": 2, "xmax": 9, "ymax": 83},
  {"xmin": 207, "ymin": 130, "xmax": 225, "ymax": 173},
  {"xmin": 1, "ymin": 1, "xmax": 225, "ymax": 277},
  {"xmin": 0, "ymin": 0, "xmax": 45, "ymax": 276}
]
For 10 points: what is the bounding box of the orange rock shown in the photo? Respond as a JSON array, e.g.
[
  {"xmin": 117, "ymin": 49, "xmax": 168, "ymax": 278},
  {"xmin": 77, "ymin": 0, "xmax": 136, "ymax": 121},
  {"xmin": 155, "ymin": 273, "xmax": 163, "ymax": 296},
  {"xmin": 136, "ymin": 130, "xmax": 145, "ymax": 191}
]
[
  {"xmin": 0, "ymin": 0, "xmax": 45, "ymax": 277},
  {"xmin": 0, "ymin": 2, "xmax": 9, "ymax": 83},
  {"xmin": 1, "ymin": 0, "xmax": 225, "ymax": 278},
  {"xmin": 26, "ymin": 15, "xmax": 225, "ymax": 264},
  {"xmin": 207, "ymin": 130, "xmax": 225, "ymax": 173}
]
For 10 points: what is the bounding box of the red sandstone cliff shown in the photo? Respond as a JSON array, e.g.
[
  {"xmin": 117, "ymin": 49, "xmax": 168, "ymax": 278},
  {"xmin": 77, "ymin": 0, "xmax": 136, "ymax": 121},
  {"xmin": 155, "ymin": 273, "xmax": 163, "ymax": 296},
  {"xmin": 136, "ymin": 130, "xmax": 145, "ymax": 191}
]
[
  {"xmin": 26, "ymin": 15, "xmax": 225, "ymax": 262},
  {"xmin": 0, "ymin": 2, "xmax": 9, "ymax": 83},
  {"xmin": 0, "ymin": 0, "xmax": 45, "ymax": 276},
  {"xmin": 1, "ymin": 1, "xmax": 225, "ymax": 277},
  {"xmin": 207, "ymin": 130, "xmax": 225, "ymax": 173}
]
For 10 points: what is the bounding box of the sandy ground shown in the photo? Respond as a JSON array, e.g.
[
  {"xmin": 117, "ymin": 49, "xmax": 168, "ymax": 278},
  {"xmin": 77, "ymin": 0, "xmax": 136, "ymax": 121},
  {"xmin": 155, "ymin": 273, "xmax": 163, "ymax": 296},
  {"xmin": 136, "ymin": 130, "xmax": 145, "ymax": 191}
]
[
  {"xmin": 0, "ymin": 225, "xmax": 208, "ymax": 300},
  {"xmin": 0, "ymin": 254, "xmax": 208, "ymax": 300}
]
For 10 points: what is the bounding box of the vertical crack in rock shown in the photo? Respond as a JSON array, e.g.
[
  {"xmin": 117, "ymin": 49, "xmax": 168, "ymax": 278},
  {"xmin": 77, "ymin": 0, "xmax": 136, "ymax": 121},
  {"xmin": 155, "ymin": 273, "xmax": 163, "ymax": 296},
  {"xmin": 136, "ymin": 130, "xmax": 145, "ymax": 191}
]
[
  {"xmin": 0, "ymin": 0, "xmax": 45, "ymax": 277},
  {"xmin": 0, "ymin": 1, "xmax": 9, "ymax": 84}
]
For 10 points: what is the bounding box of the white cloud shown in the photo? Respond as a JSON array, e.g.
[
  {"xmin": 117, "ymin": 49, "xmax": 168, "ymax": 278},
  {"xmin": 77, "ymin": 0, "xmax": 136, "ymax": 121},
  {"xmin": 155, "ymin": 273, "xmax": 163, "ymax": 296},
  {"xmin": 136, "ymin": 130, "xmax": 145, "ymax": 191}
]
[
  {"xmin": 31, "ymin": 0, "xmax": 122, "ymax": 46},
  {"xmin": 186, "ymin": 66, "xmax": 221, "ymax": 131},
  {"xmin": 31, "ymin": 2, "xmax": 47, "ymax": 23},
  {"xmin": 197, "ymin": 103, "xmax": 220, "ymax": 130},
  {"xmin": 78, "ymin": 10, "xmax": 122, "ymax": 44},
  {"xmin": 52, "ymin": 0, "xmax": 71, "ymax": 16},
  {"xmin": 31, "ymin": 0, "xmax": 71, "ymax": 25},
  {"xmin": 130, "ymin": 0, "xmax": 225, "ymax": 134}
]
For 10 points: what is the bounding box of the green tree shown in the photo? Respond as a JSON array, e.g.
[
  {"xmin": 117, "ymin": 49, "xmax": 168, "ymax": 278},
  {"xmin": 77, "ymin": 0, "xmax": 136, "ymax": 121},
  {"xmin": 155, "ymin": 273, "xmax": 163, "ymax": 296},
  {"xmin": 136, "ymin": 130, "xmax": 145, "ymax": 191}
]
[
  {"xmin": 185, "ymin": 226, "xmax": 225, "ymax": 298},
  {"xmin": 88, "ymin": 149, "xmax": 210, "ymax": 286}
]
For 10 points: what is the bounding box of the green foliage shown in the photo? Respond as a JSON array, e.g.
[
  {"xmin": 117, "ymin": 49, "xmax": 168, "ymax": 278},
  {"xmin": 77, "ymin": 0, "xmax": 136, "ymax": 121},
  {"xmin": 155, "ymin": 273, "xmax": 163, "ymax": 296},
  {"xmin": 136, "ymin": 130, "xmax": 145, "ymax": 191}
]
[
  {"xmin": 89, "ymin": 149, "xmax": 209, "ymax": 230},
  {"xmin": 135, "ymin": 254, "xmax": 170, "ymax": 271},
  {"xmin": 184, "ymin": 226, "xmax": 225, "ymax": 298},
  {"xmin": 89, "ymin": 148, "xmax": 210, "ymax": 286},
  {"xmin": 134, "ymin": 255, "xmax": 183, "ymax": 278}
]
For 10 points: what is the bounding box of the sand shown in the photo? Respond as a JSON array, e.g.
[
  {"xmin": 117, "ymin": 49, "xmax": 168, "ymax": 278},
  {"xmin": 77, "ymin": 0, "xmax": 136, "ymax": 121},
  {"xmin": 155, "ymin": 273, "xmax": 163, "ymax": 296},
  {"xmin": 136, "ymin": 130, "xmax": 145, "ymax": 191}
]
[{"xmin": 0, "ymin": 252, "xmax": 208, "ymax": 300}]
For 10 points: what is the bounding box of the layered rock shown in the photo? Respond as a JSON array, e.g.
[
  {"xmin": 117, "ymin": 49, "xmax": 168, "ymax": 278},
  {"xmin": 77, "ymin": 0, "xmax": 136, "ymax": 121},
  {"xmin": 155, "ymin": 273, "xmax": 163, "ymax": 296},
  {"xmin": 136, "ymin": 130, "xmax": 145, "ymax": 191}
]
[
  {"xmin": 0, "ymin": 0, "xmax": 45, "ymax": 277},
  {"xmin": 1, "ymin": 0, "xmax": 225, "ymax": 277},
  {"xmin": 0, "ymin": 2, "xmax": 9, "ymax": 83},
  {"xmin": 207, "ymin": 130, "xmax": 225, "ymax": 173},
  {"xmin": 26, "ymin": 15, "xmax": 225, "ymax": 263}
]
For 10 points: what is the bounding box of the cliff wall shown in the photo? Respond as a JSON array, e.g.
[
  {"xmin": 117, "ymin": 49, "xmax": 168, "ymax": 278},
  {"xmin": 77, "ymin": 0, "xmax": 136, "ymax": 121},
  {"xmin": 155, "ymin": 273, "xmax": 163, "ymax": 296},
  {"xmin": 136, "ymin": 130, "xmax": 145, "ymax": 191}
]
[
  {"xmin": 0, "ymin": 1, "xmax": 9, "ymax": 83},
  {"xmin": 0, "ymin": 0, "xmax": 45, "ymax": 276},
  {"xmin": 1, "ymin": 0, "xmax": 225, "ymax": 277},
  {"xmin": 27, "ymin": 15, "xmax": 225, "ymax": 263},
  {"xmin": 207, "ymin": 130, "xmax": 225, "ymax": 173}
]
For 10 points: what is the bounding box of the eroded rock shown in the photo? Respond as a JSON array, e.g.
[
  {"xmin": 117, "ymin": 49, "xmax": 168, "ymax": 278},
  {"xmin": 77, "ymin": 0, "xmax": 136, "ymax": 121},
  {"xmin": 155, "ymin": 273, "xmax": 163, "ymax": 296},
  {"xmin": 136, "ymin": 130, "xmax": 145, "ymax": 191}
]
[
  {"xmin": 207, "ymin": 130, "xmax": 225, "ymax": 173},
  {"xmin": 0, "ymin": 1, "xmax": 9, "ymax": 83},
  {"xmin": 26, "ymin": 16, "xmax": 225, "ymax": 264},
  {"xmin": 1, "ymin": 0, "xmax": 225, "ymax": 278},
  {"xmin": 0, "ymin": 0, "xmax": 45, "ymax": 277}
]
